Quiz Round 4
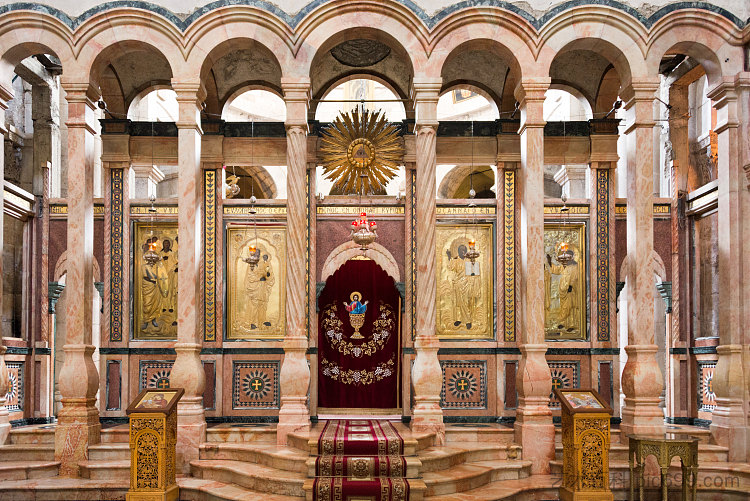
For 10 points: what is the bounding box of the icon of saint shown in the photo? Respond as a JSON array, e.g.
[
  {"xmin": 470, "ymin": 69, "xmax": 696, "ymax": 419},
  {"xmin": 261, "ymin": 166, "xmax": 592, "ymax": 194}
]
[{"xmin": 244, "ymin": 251, "xmax": 275, "ymax": 330}]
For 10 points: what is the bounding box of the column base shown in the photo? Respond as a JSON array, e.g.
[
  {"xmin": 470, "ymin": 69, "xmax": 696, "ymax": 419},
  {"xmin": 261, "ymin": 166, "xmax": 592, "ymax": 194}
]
[
  {"xmin": 710, "ymin": 345, "xmax": 748, "ymax": 461},
  {"xmin": 621, "ymin": 345, "xmax": 665, "ymax": 438},
  {"xmin": 411, "ymin": 399, "xmax": 445, "ymax": 445},
  {"xmin": 514, "ymin": 406, "xmax": 554, "ymax": 474},
  {"xmin": 54, "ymin": 399, "xmax": 101, "ymax": 477},
  {"xmin": 0, "ymin": 407, "xmax": 9, "ymax": 445},
  {"xmin": 176, "ymin": 397, "xmax": 206, "ymax": 474},
  {"xmin": 277, "ymin": 397, "xmax": 310, "ymax": 445}
]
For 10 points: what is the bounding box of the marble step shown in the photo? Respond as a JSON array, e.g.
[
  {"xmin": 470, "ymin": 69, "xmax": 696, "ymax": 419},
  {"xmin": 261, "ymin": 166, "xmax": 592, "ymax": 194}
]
[
  {"xmin": 0, "ymin": 444, "xmax": 55, "ymax": 462},
  {"xmin": 554, "ymin": 441, "xmax": 729, "ymax": 462},
  {"xmin": 8, "ymin": 426, "xmax": 55, "ymax": 444},
  {"xmin": 422, "ymin": 459, "xmax": 532, "ymax": 496},
  {"xmin": 298, "ymin": 434, "xmax": 418, "ymax": 456},
  {"xmin": 79, "ymin": 459, "xmax": 130, "ymax": 480},
  {"xmin": 550, "ymin": 460, "xmax": 750, "ymax": 493},
  {"xmin": 0, "ymin": 461, "xmax": 59, "ymax": 481},
  {"xmin": 207, "ymin": 424, "xmax": 277, "ymax": 443},
  {"xmin": 181, "ymin": 477, "xmax": 304, "ymax": 501},
  {"xmin": 425, "ymin": 474, "xmax": 558, "ymax": 500},
  {"xmin": 445, "ymin": 425, "xmax": 516, "ymax": 446},
  {"xmin": 419, "ymin": 442, "xmax": 520, "ymax": 473},
  {"xmin": 190, "ymin": 459, "xmax": 307, "ymax": 497},
  {"xmin": 101, "ymin": 426, "xmax": 129, "ymax": 443},
  {"xmin": 304, "ymin": 456, "xmax": 421, "ymax": 478},
  {"xmin": 302, "ymin": 478, "xmax": 426, "ymax": 501},
  {"xmin": 88, "ymin": 442, "xmax": 130, "ymax": 461},
  {"xmin": 200, "ymin": 442, "xmax": 308, "ymax": 473},
  {"xmin": 0, "ymin": 477, "xmax": 129, "ymax": 500}
]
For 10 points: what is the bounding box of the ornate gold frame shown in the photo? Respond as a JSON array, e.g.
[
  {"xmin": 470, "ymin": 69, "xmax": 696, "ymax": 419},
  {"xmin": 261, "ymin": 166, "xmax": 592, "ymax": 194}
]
[
  {"xmin": 133, "ymin": 221, "xmax": 178, "ymax": 340},
  {"xmin": 226, "ymin": 225, "xmax": 287, "ymax": 339},
  {"xmin": 435, "ymin": 223, "xmax": 494, "ymax": 339},
  {"xmin": 544, "ymin": 222, "xmax": 587, "ymax": 340}
]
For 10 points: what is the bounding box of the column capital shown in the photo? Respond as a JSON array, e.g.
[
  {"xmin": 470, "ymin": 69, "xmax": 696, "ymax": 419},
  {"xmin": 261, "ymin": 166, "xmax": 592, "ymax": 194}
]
[
  {"xmin": 620, "ymin": 78, "xmax": 660, "ymax": 104},
  {"xmin": 0, "ymin": 82, "xmax": 12, "ymax": 109},
  {"xmin": 515, "ymin": 77, "xmax": 550, "ymax": 104},
  {"xmin": 172, "ymin": 81, "xmax": 206, "ymax": 102},
  {"xmin": 61, "ymin": 82, "xmax": 99, "ymax": 104},
  {"xmin": 282, "ymin": 78, "xmax": 310, "ymax": 129},
  {"xmin": 412, "ymin": 78, "xmax": 441, "ymax": 128}
]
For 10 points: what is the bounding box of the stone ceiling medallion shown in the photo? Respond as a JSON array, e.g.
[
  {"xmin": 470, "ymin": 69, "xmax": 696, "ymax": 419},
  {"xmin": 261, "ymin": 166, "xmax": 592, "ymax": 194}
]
[{"xmin": 330, "ymin": 39, "xmax": 391, "ymax": 67}]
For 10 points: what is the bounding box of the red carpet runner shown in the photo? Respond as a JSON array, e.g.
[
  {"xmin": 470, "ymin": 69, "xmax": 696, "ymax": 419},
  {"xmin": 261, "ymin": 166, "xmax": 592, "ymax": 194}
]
[{"xmin": 313, "ymin": 420, "xmax": 410, "ymax": 501}]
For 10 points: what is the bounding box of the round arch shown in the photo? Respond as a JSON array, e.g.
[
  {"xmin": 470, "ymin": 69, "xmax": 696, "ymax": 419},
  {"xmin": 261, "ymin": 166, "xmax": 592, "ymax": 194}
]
[
  {"xmin": 54, "ymin": 250, "xmax": 102, "ymax": 283},
  {"xmin": 321, "ymin": 241, "xmax": 400, "ymax": 284},
  {"xmin": 312, "ymin": 74, "xmax": 407, "ymax": 121},
  {"xmin": 222, "ymin": 86, "xmax": 286, "ymax": 122}
]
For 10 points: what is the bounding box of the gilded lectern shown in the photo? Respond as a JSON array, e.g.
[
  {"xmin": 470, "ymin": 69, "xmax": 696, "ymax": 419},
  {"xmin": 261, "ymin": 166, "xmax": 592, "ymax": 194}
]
[
  {"xmin": 126, "ymin": 387, "xmax": 183, "ymax": 501},
  {"xmin": 554, "ymin": 388, "xmax": 614, "ymax": 501}
]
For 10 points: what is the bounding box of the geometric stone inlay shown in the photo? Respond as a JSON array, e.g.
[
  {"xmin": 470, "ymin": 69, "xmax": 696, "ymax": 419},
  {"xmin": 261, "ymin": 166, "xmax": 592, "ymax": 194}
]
[
  {"xmin": 440, "ymin": 360, "xmax": 487, "ymax": 409},
  {"xmin": 548, "ymin": 361, "xmax": 579, "ymax": 407},
  {"xmin": 5, "ymin": 362, "xmax": 23, "ymax": 412},
  {"xmin": 698, "ymin": 361, "xmax": 717, "ymax": 412},
  {"xmin": 232, "ymin": 361, "xmax": 279, "ymax": 409},
  {"xmin": 139, "ymin": 360, "xmax": 174, "ymax": 391}
]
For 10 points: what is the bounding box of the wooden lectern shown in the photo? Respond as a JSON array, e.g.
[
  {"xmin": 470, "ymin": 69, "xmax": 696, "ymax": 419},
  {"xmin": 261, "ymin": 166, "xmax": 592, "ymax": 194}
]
[
  {"xmin": 554, "ymin": 388, "xmax": 613, "ymax": 501},
  {"xmin": 126, "ymin": 387, "xmax": 183, "ymax": 501}
]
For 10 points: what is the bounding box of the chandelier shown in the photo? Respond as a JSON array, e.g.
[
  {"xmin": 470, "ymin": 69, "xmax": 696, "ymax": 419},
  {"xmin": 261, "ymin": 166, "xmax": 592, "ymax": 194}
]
[
  {"xmin": 242, "ymin": 194, "xmax": 261, "ymax": 269},
  {"xmin": 350, "ymin": 210, "xmax": 378, "ymax": 251},
  {"xmin": 142, "ymin": 120, "xmax": 160, "ymax": 266},
  {"xmin": 143, "ymin": 194, "xmax": 160, "ymax": 266},
  {"xmin": 556, "ymin": 194, "xmax": 573, "ymax": 265},
  {"xmin": 465, "ymin": 121, "xmax": 480, "ymax": 265}
]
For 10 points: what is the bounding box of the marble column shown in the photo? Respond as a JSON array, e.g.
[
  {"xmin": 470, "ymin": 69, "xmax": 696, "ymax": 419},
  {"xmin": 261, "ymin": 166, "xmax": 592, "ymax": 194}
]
[
  {"xmin": 514, "ymin": 78, "xmax": 554, "ymax": 474},
  {"xmin": 620, "ymin": 79, "xmax": 665, "ymax": 437},
  {"xmin": 0, "ymin": 85, "xmax": 10, "ymax": 445},
  {"xmin": 554, "ymin": 164, "xmax": 588, "ymax": 199},
  {"xmin": 277, "ymin": 78, "xmax": 311, "ymax": 445},
  {"xmin": 708, "ymin": 75, "xmax": 750, "ymax": 461},
  {"xmin": 130, "ymin": 163, "xmax": 164, "ymax": 199},
  {"xmin": 54, "ymin": 82, "xmax": 101, "ymax": 476},
  {"xmin": 410, "ymin": 78, "xmax": 445, "ymax": 444},
  {"xmin": 167, "ymin": 82, "xmax": 206, "ymax": 472}
]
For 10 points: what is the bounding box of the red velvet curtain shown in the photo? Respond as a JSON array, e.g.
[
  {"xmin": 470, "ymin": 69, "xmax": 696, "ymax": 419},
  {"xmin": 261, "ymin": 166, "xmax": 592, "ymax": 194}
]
[{"xmin": 318, "ymin": 259, "xmax": 400, "ymax": 409}]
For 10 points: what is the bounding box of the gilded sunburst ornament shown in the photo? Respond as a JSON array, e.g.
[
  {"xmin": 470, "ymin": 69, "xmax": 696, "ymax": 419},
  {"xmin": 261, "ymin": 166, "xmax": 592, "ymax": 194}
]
[{"xmin": 320, "ymin": 107, "xmax": 403, "ymax": 195}]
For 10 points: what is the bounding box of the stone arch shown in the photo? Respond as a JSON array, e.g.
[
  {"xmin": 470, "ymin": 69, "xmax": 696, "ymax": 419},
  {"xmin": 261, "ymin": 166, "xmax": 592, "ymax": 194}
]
[
  {"xmin": 0, "ymin": 14, "xmax": 74, "ymax": 94},
  {"xmin": 619, "ymin": 250, "xmax": 666, "ymax": 284},
  {"xmin": 645, "ymin": 10, "xmax": 742, "ymax": 89},
  {"xmin": 53, "ymin": 250, "xmax": 102, "ymax": 283},
  {"xmin": 85, "ymin": 39, "xmax": 175, "ymax": 114},
  {"xmin": 295, "ymin": 3, "xmax": 428, "ymax": 78},
  {"xmin": 194, "ymin": 37, "xmax": 284, "ymax": 116},
  {"xmin": 321, "ymin": 241, "xmax": 400, "ymax": 283},
  {"xmin": 438, "ymin": 164, "xmax": 495, "ymax": 199},
  {"xmin": 312, "ymin": 73, "xmax": 408, "ymax": 120},
  {"xmin": 538, "ymin": 6, "xmax": 651, "ymax": 86}
]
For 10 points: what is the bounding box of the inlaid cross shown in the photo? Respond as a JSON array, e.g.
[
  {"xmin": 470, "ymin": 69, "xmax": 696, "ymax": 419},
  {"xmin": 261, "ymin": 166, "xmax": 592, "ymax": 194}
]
[
  {"xmin": 457, "ymin": 379, "xmax": 468, "ymax": 391},
  {"xmin": 251, "ymin": 379, "xmax": 263, "ymax": 391},
  {"xmin": 551, "ymin": 378, "xmax": 563, "ymax": 390},
  {"xmin": 156, "ymin": 379, "xmax": 169, "ymax": 389}
]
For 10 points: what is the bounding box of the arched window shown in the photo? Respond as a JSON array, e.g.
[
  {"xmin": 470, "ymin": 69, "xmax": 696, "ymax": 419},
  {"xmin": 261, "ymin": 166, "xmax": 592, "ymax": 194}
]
[{"xmin": 127, "ymin": 88, "xmax": 178, "ymax": 122}]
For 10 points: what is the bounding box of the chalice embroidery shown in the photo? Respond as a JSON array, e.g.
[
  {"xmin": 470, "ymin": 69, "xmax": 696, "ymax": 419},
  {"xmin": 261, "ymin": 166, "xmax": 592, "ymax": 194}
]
[{"xmin": 344, "ymin": 291, "xmax": 369, "ymax": 339}]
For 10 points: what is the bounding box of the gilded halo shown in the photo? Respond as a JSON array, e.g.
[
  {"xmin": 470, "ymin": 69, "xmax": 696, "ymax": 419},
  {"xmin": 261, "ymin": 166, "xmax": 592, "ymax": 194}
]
[{"xmin": 320, "ymin": 107, "xmax": 403, "ymax": 195}]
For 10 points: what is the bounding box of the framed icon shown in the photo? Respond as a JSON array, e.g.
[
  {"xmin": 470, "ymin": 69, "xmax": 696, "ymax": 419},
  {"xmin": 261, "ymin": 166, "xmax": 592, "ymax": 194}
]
[
  {"xmin": 126, "ymin": 387, "xmax": 184, "ymax": 415},
  {"xmin": 554, "ymin": 388, "xmax": 612, "ymax": 415}
]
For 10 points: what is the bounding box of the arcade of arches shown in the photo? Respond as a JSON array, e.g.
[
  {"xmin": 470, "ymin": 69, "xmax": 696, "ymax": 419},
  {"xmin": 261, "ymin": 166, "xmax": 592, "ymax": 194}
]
[{"xmin": 0, "ymin": 0, "xmax": 748, "ymax": 499}]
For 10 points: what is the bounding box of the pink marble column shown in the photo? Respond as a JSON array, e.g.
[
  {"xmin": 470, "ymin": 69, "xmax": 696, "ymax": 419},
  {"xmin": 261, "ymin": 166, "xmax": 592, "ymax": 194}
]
[
  {"xmin": 514, "ymin": 78, "xmax": 554, "ymax": 474},
  {"xmin": 0, "ymin": 84, "xmax": 9, "ymax": 445},
  {"xmin": 620, "ymin": 79, "xmax": 665, "ymax": 437},
  {"xmin": 708, "ymin": 75, "xmax": 750, "ymax": 461},
  {"xmin": 410, "ymin": 78, "xmax": 445, "ymax": 445},
  {"xmin": 54, "ymin": 83, "xmax": 101, "ymax": 476},
  {"xmin": 277, "ymin": 78, "xmax": 311, "ymax": 445},
  {"xmin": 168, "ymin": 82, "xmax": 206, "ymax": 473}
]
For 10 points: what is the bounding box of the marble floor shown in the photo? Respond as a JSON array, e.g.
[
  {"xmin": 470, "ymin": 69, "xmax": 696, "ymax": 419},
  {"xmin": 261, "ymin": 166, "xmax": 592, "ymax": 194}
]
[{"xmin": 0, "ymin": 422, "xmax": 747, "ymax": 500}]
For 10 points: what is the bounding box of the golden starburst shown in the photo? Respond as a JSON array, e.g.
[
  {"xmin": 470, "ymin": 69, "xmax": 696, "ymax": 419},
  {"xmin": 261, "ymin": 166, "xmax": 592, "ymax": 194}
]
[{"xmin": 320, "ymin": 107, "xmax": 403, "ymax": 195}]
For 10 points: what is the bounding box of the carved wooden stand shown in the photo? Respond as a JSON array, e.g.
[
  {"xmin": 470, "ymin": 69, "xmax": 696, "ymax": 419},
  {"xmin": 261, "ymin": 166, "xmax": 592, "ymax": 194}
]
[
  {"xmin": 628, "ymin": 433, "xmax": 698, "ymax": 501},
  {"xmin": 556, "ymin": 388, "xmax": 614, "ymax": 501},
  {"xmin": 126, "ymin": 388, "xmax": 183, "ymax": 501}
]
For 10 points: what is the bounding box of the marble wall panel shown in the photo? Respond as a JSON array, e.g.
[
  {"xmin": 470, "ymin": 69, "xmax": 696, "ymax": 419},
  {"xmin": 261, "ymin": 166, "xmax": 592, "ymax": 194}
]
[
  {"xmin": 232, "ymin": 361, "xmax": 280, "ymax": 410},
  {"xmin": 4, "ymin": 361, "xmax": 23, "ymax": 412},
  {"xmin": 440, "ymin": 360, "xmax": 487, "ymax": 410},
  {"xmin": 697, "ymin": 360, "xmax": 717, "ymax": 412},
  {"xmin": 315, "ymin": 219, "xmax": 405, "ymax": 281},
  {"xmin": 547, "ymin": 360, "xmax": 580, "ymax": 408}
]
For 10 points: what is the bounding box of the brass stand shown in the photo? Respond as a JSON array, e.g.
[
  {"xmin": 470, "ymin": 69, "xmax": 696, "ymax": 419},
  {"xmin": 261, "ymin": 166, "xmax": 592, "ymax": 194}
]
[{"xmin": 628, "ymin": 434, "xmax": 698, "ymax": 501}]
